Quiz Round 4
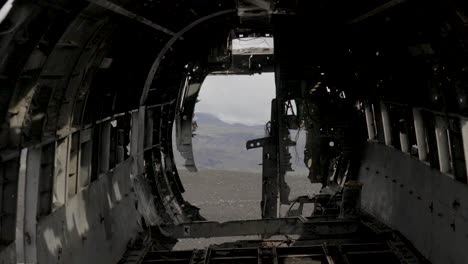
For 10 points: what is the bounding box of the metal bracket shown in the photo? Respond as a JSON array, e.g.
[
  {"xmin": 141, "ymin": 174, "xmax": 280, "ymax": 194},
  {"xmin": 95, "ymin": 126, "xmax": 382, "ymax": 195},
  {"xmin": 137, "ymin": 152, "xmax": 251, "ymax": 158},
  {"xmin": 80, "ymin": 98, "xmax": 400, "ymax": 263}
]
[{"xmin": 246, "ymin": 137, "xmax": 270, "ymax": 149}]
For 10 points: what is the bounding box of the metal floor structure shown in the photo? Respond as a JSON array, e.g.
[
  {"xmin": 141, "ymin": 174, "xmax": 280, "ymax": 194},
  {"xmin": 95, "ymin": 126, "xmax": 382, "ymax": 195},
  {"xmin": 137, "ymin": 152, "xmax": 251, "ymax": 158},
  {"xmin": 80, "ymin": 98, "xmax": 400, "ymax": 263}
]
[
  {"xmin": 140, "ymin": 243, "xmax": 409, "ymax": 264},
  {"xmin": 121, "ymin": 213, "xmax": 425, "ymax": 264}
]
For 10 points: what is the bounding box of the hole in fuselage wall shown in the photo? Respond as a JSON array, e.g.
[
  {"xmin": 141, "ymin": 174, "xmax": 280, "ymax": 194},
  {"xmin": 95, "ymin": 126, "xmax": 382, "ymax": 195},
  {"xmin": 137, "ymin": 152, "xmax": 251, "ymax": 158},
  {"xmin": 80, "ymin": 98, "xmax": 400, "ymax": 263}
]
[{"xmin": 173, "ymin": 73, "xmax": 318, "ymax": 224}]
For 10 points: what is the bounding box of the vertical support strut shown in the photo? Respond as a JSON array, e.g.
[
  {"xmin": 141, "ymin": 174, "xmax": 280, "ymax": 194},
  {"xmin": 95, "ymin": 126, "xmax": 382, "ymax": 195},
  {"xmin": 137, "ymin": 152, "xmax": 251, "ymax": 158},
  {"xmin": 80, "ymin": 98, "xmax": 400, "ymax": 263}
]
[
  {"xmin": 246, "ymin": 98, "xmax": 285, "ymax": 219},
  {"xmin": 399, "ymin": 119, "xmax": 410, "ymax": 154},
  {"xmin": 460, "ymin": 118, "xmax": 468, "ymax": 182},
  {"xmin": 131, "ymin": 108, "xmax": 145, "ymax": 176},
  {"xmin": 100, "ymin": 121, "xmax": 111, "ymax": 173},
  {"xmin": 261, "ymin": 99, "xmax": 280, "ymax": 219},
  {"xmin": 365, "ymin": 103, "xmax": 376, "ymax": 140},
  {"xmin": 22, "ymin": 148, "xmax": 41, "ymax": 264},
  {"xmin": 145, "ymin": 109, "xmax": 154, "ymax": 149},
  {"xmin": 413, "ymin": 108, "xmax": 427, "ymax": 161},
  {"xmin": 435, "ymin": 116, "xmax": 451, "ymax": 174},
  {"xmin": 380, "ymin": 102, "xmax": 392, "ymax": 146},
  {"xmin": 54, "ymin": 137, "xmax": 69, "ymax": 207}
]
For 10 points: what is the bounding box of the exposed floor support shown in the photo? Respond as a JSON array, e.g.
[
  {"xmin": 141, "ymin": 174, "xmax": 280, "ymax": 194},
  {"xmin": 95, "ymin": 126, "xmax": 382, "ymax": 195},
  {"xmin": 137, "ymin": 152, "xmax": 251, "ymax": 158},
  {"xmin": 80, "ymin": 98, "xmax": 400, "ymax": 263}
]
[
  {"xmin": 157, "ymin": 217, "xmax": 358, "ymax": 239},
  {"xmin": 136, "ymin": 236, "xmax": 424, "ymax": 264}
]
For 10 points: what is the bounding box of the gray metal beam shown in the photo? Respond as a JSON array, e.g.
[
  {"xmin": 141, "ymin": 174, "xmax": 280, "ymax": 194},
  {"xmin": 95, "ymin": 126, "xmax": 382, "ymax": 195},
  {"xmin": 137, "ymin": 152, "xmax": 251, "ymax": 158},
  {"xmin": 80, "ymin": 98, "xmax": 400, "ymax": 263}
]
[
  {"xmin": 263, "ymin": 99, "xmax": 280, "ymax": 218},
  {"xmin": 140, "ymin": 9, "xmax": 235, "ymax": 105},
  {"xmin": 157, "ymin": 217, "xmax": 358, "ymax": 239},
  {"xmin": 175, "ymin": 82, "xmax": 202, "ymax": 172},
  {"xmin": 348, "ymin": 0, "xmax": 408, "ymax": 24},
  {"xmin": 86, "ymin": 0, "xmax": 177, "ymax": 36}
]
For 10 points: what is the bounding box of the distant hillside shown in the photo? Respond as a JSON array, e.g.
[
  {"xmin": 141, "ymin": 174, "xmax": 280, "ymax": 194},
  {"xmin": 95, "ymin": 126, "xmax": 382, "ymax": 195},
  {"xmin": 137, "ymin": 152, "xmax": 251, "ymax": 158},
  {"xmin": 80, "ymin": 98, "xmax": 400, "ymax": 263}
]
[
  {"xmin": 174, "ymin": 112, "xmax": 308, "ymax": 174},
  {"xmin": 178, "ymin": 169, "xmax": 321, "ymax": 223}
]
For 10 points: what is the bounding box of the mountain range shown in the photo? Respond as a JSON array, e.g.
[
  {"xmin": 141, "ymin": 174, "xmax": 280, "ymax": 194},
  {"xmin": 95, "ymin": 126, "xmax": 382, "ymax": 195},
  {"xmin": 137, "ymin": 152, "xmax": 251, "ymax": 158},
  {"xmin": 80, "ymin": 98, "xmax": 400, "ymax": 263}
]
[{"xmin": 174, "ymin": 112, "xmax": 308, "ymax": 174}]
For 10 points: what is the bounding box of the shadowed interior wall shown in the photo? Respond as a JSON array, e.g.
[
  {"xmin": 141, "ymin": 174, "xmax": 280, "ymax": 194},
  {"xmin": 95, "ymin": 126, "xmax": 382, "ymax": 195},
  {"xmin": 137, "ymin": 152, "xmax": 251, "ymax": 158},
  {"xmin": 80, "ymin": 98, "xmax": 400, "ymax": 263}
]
[
  {"xmin": 36, "ymin": 159, "xmax": 141, "ymax": 264},
  {"xmin": 359, "ymin": 143, "xmax": 468, "ymax": 264}
]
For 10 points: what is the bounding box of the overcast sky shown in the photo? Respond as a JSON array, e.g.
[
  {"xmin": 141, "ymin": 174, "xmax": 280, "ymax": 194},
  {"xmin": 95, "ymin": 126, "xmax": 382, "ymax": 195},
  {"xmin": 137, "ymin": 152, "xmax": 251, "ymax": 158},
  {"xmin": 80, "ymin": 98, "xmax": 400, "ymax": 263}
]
[
  {"xmin": 232, "ymin": 37, "xmax": 273, "ymax": 49},
  {"xmin": 195, "ymin": 73, "xmax": 275, "ymax": 125}
]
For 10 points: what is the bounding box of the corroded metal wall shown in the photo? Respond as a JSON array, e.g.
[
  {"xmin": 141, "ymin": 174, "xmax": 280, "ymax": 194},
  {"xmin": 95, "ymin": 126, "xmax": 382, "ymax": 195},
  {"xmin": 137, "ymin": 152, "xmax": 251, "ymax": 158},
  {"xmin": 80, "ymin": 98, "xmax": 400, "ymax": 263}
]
[
  {"xmin": 36, "ymin": 159, "xmax": 140, "ymax": 264},
  {"xmin": 359, "ymin": 143, "xmax": 468, "ymax": 264}
]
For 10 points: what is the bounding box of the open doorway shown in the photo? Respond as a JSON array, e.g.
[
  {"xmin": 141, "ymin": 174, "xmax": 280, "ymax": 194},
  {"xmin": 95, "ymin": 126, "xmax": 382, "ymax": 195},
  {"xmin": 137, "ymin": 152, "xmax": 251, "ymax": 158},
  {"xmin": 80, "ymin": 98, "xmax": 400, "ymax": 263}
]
[
  {"xmin": 175, "ymin": 73, "xmax": 274, "ymax": 222},
  {"xmin": 174, "ymin": 73, "xmax": 319, "ymax": 224}
]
